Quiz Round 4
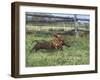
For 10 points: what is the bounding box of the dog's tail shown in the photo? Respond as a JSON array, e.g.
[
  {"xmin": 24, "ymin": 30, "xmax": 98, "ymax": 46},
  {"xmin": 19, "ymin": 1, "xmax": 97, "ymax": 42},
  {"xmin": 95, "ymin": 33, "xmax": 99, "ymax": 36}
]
[{"xmin": 30, "ymin": 40, "xmax": 38, "ymax": 53}]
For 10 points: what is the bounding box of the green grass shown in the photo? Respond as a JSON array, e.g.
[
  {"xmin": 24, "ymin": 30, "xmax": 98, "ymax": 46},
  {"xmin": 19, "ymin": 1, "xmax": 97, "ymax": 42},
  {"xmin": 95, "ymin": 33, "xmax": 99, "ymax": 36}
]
[{"xmin": 25, "ymin": 33, "xmax": 89, "ymax": 67}]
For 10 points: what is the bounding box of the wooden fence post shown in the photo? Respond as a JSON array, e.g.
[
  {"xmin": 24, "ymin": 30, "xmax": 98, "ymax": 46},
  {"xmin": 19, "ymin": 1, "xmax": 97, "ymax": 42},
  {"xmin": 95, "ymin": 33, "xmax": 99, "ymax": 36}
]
[{"xmin": 74, "ymin": 14, "xmax": 79, "ymax": 38}]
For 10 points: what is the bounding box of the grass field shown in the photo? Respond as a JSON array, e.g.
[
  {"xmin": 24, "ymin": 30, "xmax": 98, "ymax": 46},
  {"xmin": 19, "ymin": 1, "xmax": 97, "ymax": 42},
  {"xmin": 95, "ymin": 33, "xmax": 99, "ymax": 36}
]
[{"xmin": 25, "ymin": 31, "xmax": 89, "ymax": 67}]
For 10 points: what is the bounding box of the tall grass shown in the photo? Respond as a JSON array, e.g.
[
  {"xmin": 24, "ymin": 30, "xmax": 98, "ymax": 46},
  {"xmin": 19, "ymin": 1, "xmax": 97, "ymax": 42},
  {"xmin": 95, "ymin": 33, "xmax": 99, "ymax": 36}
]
[{"xmin": 25, "ymin": 32, "xmax": 89, "ymax": 67}]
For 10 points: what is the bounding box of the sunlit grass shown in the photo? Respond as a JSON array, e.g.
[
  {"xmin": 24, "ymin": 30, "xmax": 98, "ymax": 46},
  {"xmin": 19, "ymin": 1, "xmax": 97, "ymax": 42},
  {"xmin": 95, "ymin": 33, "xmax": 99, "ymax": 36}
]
[{"xmin": 25, "ymin": 33, "xmax": 89, "ymax": 67}]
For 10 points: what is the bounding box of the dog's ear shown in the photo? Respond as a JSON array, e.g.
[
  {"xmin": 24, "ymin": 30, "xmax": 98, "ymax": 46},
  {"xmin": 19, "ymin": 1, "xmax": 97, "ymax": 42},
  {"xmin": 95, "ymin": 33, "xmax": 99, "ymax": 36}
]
[{"xmin": 53, "ymin": 33, "xmax": 58, "ymax": 37}]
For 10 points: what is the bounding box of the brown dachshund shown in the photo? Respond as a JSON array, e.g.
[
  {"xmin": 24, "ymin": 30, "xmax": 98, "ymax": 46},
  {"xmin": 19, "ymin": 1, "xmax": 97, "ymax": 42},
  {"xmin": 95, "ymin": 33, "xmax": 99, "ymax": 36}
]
[{"xmin": 31, "ymin": 33, "xmax": 70, "ymax": 52}]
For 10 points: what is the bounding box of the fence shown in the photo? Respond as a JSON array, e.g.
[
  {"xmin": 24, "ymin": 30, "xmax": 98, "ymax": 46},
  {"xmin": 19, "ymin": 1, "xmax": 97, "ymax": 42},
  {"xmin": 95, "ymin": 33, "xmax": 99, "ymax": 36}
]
[{"xmin": 26, "ymin": 12, "xmax": 89, "ymax": 37}]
